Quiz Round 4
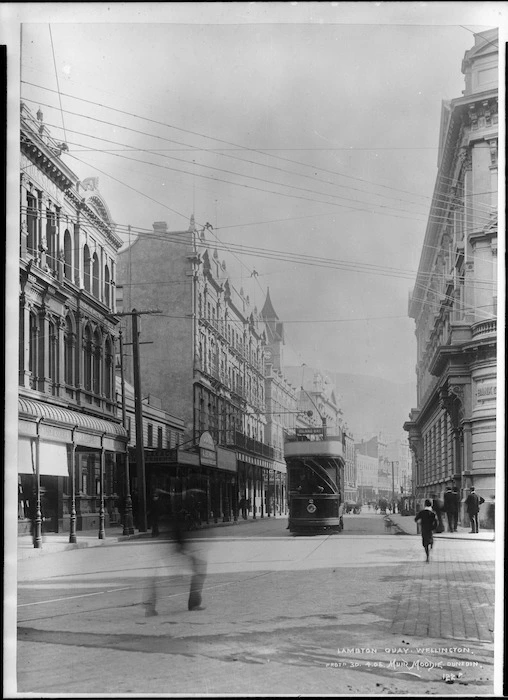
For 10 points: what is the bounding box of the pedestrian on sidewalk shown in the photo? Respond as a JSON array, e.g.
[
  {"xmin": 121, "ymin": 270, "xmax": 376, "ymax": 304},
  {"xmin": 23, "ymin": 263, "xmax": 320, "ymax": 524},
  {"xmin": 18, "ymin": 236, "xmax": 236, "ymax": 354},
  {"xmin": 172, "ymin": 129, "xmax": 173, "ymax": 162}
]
[
  {"xmin": 415, "ymin": 499, "xmax": 438, "ymax": 562},
  {"xmin": 443, "ymin": 486, "xmax": 459, "ymax": 532},
  {"xmin": 465, "ymin": 486, "xmax": 484, "ymax": 533},
  {"xmin": 144, "ymin": 492, "xmax": 208, "ymax": 616}
]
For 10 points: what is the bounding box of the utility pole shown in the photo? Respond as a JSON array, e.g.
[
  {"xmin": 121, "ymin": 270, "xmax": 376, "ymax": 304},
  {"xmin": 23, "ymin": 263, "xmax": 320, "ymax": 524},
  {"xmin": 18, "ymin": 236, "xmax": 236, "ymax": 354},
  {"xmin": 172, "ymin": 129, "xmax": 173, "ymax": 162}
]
[
  {"xmin": 119, "ymin": 328, "xmax": 134, "ymax": 535},
  {"xmin": 114, "ymin": 308, "xmax": 161, "ymax": 533}
]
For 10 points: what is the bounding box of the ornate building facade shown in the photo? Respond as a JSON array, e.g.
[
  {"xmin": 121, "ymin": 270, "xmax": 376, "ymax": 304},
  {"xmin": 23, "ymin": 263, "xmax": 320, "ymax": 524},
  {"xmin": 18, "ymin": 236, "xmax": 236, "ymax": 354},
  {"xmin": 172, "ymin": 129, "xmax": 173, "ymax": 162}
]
[
  {"xmin": 404, "ymin": 29, "xmax": 498, "ymax": 527},
  {"xmin": 18, "ymin": 104, "xmax": 127, "ymax": 537},
  {"xmin": 116, "ymin": 219, "xmax": 287, "ymax": 521}
]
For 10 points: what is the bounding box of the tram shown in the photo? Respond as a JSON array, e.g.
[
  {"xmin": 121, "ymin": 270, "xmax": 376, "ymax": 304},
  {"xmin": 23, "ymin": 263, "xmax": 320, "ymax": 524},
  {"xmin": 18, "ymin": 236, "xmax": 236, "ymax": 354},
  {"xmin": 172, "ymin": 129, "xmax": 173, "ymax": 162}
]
[{"xmin": 285, "ymin": 434, "xmax": 345, "ymax": 534}]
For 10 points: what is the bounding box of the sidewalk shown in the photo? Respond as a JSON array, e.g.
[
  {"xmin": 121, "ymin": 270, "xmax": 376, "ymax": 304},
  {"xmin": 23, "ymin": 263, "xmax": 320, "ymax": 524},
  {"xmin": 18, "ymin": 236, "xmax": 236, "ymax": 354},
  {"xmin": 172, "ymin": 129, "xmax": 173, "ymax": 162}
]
[
  {"xmin": 386, "ymin": 512, "xmax": 495, "ymax": 541},
  {"xmin": 15, "ymin": 514, "xmax": 281, "ymax": 560}
]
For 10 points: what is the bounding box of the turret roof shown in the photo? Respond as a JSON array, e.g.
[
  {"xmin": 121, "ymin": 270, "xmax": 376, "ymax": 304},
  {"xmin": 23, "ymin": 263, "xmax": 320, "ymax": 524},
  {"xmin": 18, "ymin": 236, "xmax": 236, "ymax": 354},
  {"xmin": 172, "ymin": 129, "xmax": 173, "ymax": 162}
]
[{"xmin": 261, "ymin": 287, "xmax": 279, "ymax": 320}]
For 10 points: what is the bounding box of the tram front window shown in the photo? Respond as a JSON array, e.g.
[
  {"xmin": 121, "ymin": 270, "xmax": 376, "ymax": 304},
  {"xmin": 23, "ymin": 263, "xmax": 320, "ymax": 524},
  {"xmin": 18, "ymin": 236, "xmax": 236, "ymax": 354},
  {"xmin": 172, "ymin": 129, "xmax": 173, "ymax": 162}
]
[
  {"xmin": 297, "ymin": 469, "xmax": 324, "ymax": 494},
  {"xmin": 289, "ymin": 464, "xmax": 335, "ymax": 494}
]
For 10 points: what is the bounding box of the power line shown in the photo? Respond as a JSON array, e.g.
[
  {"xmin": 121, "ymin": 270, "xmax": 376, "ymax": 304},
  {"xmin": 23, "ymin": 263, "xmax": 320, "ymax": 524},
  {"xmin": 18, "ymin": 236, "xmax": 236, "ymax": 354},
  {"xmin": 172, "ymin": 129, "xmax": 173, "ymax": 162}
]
[
  {"xmin": 21, "ymin": 81, "xmax": 483, "ymax": 209},
  {"xmin": 21, "ymin": 110, "xmax": 496, "ymax": 228}
]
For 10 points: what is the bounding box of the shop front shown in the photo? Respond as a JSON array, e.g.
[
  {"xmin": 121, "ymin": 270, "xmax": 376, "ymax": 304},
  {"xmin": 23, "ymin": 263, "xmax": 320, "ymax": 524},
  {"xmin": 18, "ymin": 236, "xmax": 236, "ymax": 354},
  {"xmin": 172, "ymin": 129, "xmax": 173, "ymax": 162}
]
[{"xmin": 18, "ymin": 397, "xmax": 128, "ymax": 540}]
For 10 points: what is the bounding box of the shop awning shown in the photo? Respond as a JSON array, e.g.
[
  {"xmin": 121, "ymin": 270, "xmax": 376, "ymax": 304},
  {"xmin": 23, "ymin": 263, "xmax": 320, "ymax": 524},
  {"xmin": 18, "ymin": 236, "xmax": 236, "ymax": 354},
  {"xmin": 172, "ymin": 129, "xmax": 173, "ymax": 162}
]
[
  {"xmin": 18, "ymin": 396, "xmax": 128, "ymax": 451},
  {"xmin": 18, "ymin": 438, "xmax": 70, "ymax": 477},
  {"xmin": 40, "ymin": 442, "xmax": 69, "ymax": 476}
]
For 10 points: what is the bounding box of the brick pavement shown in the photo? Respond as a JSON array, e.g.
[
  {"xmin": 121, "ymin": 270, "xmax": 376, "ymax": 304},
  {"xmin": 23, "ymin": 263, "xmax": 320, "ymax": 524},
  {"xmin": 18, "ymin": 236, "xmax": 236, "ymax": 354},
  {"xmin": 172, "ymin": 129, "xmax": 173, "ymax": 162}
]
[{"xmin": 390, "ymin": 539, "xmax": 495, "ymax": 643}]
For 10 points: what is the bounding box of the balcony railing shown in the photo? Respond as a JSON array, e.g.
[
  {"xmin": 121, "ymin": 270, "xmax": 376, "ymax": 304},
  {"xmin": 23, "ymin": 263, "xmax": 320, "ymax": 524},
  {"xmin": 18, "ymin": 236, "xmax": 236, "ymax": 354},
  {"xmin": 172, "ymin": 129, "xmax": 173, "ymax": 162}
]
[
  {"xmin": 227, "ymin": 430, "xmax": 275, "ymax": 460},
  {"xmin": 471, "ymin": 319, "xmax": 497, "ymax": 338}
]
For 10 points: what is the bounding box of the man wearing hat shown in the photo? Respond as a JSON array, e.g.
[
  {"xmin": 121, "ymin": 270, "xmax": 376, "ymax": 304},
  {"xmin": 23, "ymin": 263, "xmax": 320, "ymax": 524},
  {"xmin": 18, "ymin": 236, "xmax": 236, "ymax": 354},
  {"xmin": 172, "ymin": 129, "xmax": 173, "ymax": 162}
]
[
  {"xmin": 443, "ymin": 486, "xmax": 459, "ymax": 532},
  {"xmin": 465, "ymin": 486, "xmax": 485, "ymax": 533}
]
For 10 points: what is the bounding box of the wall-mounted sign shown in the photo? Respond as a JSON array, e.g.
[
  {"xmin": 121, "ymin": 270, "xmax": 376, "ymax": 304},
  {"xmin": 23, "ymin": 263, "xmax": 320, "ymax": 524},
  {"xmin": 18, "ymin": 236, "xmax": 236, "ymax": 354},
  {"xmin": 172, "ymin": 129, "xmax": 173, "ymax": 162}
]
[{"xmin": 475, "ymin": 380, "xmax": 497, "ymax": 405}]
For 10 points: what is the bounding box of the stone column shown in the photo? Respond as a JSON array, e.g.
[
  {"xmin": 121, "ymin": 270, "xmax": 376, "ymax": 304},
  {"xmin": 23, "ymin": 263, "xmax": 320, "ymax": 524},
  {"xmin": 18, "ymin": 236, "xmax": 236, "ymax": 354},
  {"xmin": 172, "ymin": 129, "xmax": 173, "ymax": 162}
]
[{"xmin": 19, "ymin": 295, "xmax": 32, "ymax": 388}]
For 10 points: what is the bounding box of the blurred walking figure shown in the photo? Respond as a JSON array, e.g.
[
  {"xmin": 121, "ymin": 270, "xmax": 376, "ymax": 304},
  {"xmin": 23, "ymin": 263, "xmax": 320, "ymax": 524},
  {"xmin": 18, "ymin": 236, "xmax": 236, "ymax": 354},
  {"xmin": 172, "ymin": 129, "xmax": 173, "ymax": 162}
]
[
  {"xmin": 149, "ymin": 490, "xmax": 162, "ymax": 537},
  {"xmin": 415, "ymin": 499, "xmax": 438, "ymax": 563},
  {"xmin": 144, "ymin": 490, "xmax": 208, "ymax": 616},
  {"xmin": 443, "ymin": 486, "xmax": 459, "ymax": 532}
]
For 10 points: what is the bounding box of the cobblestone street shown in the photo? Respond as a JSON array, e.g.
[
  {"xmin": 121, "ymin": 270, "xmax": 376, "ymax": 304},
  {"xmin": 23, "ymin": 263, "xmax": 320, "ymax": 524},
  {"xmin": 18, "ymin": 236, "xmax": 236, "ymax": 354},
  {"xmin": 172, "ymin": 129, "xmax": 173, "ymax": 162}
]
[{"xmin": 10, "ymin": 515, "xmax": 499, "ymax": 695}]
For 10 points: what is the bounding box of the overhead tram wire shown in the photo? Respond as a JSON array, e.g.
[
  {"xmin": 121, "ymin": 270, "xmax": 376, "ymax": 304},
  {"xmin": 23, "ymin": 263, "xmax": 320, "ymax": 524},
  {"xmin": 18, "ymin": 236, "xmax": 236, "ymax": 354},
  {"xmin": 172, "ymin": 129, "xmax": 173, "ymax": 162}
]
[
  {"xmin": 34, "ymin": 138, "xmax": 497, "ymax": 232},
  {"xmin": 32, "ymin": 138, "xmax": 496, "ymax": 287},
  {"xmin": 20, "ymin": 98, "xmax": 497, "ymax": 223},
  {"xmin": 21, "ymin": 96, "xmax": 433, "ymax": 215},
  {"xmin": 24, "ymin": 115, "xmax": 441, "ymax": 224},
  {"xmin": 21, "ymin": 82, "xmax": 497, "ymax": 216},
  {"xmin": 113, "ymin": 224, "xmax": 497, "ymax": 291},
  {"xmin": 18, "ymin": 175, "xmax": 497, "ymax": 288},
  {"xmin": 60, "ymin": 134, "xmax": 495, "ymax": 231},
  {"xmin": 48, "ymin": 25, "xmax": 67, "ymax": 144}
]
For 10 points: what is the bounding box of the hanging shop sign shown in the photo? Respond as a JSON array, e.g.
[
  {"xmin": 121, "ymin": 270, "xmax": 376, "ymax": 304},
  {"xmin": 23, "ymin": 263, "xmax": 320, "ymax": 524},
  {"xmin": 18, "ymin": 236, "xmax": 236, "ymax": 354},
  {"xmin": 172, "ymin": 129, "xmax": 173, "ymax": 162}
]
[{"xmin": 199, "ymin": 431, "xmax": 217, "ymax": 467}]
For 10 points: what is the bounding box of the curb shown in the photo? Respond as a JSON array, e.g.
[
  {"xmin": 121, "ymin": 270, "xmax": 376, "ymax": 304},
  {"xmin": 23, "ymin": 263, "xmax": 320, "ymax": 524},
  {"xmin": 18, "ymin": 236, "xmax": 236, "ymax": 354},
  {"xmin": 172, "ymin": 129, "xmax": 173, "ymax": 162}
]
[
  {"xmin": 17, "ymin": 515, "xmax": 285, "ymax": 559},
  {"xmin": 385, "ymin": 515, "xmax": 495, "ymax": 542}
]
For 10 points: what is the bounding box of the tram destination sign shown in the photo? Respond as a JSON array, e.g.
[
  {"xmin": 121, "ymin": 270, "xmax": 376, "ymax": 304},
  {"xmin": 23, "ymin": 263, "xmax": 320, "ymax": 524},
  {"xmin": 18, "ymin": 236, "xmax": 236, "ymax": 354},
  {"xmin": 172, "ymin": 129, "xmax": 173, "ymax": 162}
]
[{"xmin": 295, "ymin": 427, "xmax": 324, "ymax": 435}]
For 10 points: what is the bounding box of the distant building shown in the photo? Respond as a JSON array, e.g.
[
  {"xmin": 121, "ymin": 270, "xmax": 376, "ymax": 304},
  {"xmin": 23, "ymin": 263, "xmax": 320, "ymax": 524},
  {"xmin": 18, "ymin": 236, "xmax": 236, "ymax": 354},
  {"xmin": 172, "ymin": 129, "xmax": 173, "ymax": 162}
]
[
  {"xmin": 343, "ymin": 427, "xmax": 357, "ymax": 502},
  {"xmin": 18, "ymin": 103, "xmax": 127, "ymax": 536},
  {"xmin": 284, "ymin": 365, "xmax": 344, "ymax": 438},
  {"xmin": 404, "ymin": 28, "xmax": 498, "ymax": 528},
  {"xmin": 117, "ymin": 219, "xmax": 287, "ymax": 520},
  {"xmin": 355, "ymin": 452, "xmax": 378, "ymax": 503}
]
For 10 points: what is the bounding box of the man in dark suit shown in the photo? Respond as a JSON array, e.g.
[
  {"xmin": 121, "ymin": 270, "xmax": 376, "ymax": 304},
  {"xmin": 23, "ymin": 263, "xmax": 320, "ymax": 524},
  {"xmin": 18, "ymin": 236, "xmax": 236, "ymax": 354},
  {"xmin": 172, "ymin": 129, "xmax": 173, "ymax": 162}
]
[
  {"xmin": 443, "ymin": 486, "xmax": 459, "ymax": 532},
  {"xmin": 465, "ymin": 486, "xmax": 485, "ymax": 533}
]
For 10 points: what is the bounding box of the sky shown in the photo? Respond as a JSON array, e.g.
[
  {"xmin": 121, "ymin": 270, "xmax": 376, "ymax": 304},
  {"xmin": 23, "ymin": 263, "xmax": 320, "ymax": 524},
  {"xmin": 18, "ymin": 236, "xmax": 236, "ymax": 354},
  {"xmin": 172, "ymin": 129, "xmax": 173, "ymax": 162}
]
[{"xmin": 4, "ymin": 2, "xmax": 505, "ymax": 392}]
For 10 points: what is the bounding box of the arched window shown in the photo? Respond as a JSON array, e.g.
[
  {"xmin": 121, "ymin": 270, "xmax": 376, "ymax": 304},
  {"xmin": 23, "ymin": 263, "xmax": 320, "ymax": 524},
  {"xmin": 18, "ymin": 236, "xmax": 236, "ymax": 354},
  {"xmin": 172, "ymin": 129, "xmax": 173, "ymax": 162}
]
[
  {"xmin": 93, "ymin": 329, "xmax": 101, "ymax": 395},
  {"xmin": 64, "ymin": 315, "xmax": 75, "ymax": 388},
  {"xmin": 104, "ymin": 264, "xmax": 110, "ymax": 307},
  {"xmin": 64, "ymin": 230, "xmax": 72, "ymax": 280},
  {"xmin": 83, "ymin": 326, "xmax": 92, "ymax": 391},
  {"xmin": 83, "ymin": 245, "xmax": 91, "ymax": 292},
  {"xmin": 104, "ymin": 336, "xmax": 113, "ymax": 399},
  {"xmin": 92, "ymin": 253, "xmax": 100, "ymax": 298}
]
